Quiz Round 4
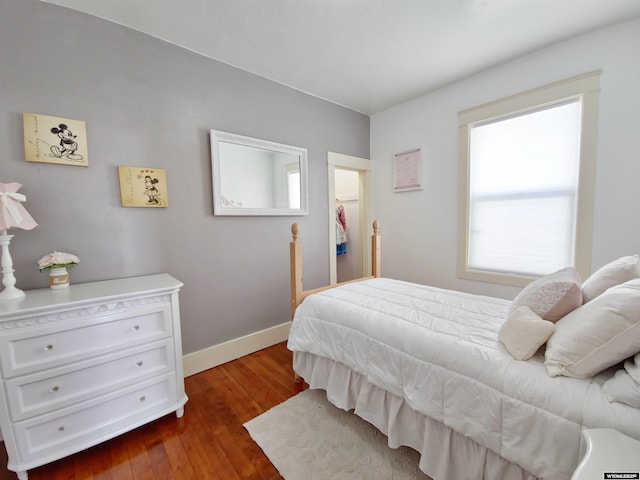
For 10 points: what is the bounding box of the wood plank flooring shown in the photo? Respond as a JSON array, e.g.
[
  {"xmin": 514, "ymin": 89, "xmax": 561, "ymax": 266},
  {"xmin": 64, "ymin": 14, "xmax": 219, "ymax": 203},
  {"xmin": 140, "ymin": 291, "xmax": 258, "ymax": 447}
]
[{"xmin": 0, "ymin": 342, "xmax": 306, "ymax": 480}]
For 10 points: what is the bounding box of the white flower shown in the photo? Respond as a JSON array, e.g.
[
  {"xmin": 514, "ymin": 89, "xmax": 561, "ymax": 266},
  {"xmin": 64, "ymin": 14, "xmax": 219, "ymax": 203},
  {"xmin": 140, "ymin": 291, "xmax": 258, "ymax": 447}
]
[{"xmin": 37, "ymin": 251, "xmax": 80, "ymax": 270}]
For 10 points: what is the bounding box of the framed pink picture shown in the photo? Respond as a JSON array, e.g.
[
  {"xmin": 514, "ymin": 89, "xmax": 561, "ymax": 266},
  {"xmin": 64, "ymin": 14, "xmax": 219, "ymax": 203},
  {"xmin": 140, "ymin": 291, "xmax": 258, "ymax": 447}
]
[{"xmin": 393, "ymin": 148, "xmax": 422, "ymax": 192}]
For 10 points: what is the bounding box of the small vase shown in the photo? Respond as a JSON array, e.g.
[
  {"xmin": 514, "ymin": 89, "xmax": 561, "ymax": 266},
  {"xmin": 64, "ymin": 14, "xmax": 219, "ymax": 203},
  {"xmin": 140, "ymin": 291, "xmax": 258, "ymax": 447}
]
[{"xmin": 49, "ymin": 267, "xmax": 69, "ymax": 289}]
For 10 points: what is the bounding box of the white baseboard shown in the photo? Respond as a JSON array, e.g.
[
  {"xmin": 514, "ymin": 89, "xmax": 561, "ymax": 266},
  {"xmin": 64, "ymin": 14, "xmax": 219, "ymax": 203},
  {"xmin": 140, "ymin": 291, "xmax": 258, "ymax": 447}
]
[{"xmin": 182, "ymin": 321, "xmax": 291, "ymax": 377}]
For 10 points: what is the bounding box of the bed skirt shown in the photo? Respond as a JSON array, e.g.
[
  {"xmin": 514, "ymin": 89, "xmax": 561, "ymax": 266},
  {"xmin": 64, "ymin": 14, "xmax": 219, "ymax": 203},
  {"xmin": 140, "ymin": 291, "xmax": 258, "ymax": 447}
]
[{"xmin": 294, "ymin": 351, "xmax": 544, "ymax": 480}]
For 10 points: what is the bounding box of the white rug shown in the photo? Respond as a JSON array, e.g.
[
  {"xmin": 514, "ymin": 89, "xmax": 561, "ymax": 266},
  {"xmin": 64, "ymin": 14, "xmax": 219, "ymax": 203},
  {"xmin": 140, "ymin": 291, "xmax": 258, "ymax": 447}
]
[{"xmin": 244, "ymin": 389, "xmax": 432, "ymax": 480}]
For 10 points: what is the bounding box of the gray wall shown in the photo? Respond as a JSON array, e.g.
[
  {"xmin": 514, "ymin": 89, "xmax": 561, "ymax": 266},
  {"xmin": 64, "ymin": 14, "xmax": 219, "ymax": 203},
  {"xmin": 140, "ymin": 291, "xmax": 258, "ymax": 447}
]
[{"xmin": 0, "ymin": 0, "xmax": 370, "ymax": 354}]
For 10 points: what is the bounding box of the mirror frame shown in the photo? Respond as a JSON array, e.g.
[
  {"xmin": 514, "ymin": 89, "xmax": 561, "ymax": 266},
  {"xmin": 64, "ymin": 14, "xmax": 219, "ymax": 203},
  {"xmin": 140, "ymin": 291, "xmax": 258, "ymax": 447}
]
[{"xmin": 210, "ymin": 129, "xmax": 309, "ymax": 216}]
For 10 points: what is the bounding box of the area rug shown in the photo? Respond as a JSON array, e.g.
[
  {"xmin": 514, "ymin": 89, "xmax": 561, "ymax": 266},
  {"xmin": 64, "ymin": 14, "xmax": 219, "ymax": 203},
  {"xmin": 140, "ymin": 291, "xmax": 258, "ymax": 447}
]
[{"xmin": 243, "ymin": 389, "xmax": 432, "ymax": 480}]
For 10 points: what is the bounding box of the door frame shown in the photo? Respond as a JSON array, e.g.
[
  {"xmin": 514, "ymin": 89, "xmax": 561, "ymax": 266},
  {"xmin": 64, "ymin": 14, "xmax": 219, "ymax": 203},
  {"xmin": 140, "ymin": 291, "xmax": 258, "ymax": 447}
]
[{"xmin": 327, "ymin": 152, "xmax": 372, "ymax": 285}]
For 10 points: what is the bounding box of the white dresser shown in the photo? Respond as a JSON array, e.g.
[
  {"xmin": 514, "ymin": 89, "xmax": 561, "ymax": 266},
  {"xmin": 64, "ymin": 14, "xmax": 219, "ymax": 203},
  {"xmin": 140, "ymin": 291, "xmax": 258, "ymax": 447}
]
[{"xmin": 0, "ymin": 274, "xmax": 188, "ymax": 480}]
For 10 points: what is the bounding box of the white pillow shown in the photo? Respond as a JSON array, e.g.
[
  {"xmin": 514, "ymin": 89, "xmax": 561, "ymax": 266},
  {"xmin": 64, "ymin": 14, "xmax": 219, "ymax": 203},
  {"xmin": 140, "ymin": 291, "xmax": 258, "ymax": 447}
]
[
  {"xmin": 499, "ymin": 306, "xmax": 555, "ymax": 361},
  {"xmin": 545, "ymin": 278, "xmax": 640, "ymax": 378},
  {"xmin": 582, "ymin": 254, "xmax": 640, "ymax": 303},
  {"xmin": 508, "ymin": 267, "xmax": 582, "ymax": 323},
  {"xmin": 602, "ymin": 353, "xmax": 640, "ymax": 408}
]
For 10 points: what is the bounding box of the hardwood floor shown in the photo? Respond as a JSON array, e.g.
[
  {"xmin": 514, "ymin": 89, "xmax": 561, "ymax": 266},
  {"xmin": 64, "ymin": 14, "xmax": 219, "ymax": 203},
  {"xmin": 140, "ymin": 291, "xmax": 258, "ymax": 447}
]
[{"xmin": 0, "ymin": 342, "xmax": 306, "ymax": 480}]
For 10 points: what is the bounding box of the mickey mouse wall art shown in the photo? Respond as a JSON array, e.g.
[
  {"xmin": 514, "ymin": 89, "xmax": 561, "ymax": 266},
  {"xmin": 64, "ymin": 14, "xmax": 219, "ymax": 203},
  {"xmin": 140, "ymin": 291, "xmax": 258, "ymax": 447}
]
[{"xmin": 23, "ymin": 112, "xmax": 89, "ymax": 167}]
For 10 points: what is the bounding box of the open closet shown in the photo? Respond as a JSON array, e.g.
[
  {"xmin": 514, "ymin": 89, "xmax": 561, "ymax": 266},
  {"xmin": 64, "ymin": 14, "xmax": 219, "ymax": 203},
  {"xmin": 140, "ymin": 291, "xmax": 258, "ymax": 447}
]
[{"xmin": 327, "ymin": 152, "xmax": 371, "ymax": 285}]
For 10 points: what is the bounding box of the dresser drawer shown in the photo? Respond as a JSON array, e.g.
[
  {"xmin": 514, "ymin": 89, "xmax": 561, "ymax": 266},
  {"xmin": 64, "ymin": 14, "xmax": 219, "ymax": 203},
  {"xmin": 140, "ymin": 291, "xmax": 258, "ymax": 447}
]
[
  {"xmin": 14, "ymin": 373, "xmax": 177, "ymax": 463},
  {"xmin": 6, "ymin": 339, "xmax": 175, "ymax": 421},
  {"xmin": 0, "ymin": 303, "xmax": 172, "ymax": 378}
]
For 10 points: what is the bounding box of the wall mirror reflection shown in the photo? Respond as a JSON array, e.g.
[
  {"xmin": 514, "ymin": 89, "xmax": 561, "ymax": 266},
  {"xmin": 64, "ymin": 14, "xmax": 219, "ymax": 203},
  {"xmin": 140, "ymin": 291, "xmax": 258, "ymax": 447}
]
[{"xmin": 210, "ymin": 130, "xmax": 309, "ymax": 216}]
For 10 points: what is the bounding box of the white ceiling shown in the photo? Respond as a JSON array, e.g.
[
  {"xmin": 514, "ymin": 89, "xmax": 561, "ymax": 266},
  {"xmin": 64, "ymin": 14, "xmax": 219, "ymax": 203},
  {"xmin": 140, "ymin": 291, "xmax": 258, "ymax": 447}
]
[{"xmin": 42, "ymin": 0, "xmax": 640, "ymax": 115}]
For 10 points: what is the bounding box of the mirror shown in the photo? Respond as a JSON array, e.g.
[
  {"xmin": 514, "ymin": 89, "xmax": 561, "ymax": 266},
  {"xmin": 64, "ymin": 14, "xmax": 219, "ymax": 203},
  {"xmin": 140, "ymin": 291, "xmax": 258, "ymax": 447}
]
[{"xmin": 210, "ymin": 130, "xmax": 309, "ymax": 216}]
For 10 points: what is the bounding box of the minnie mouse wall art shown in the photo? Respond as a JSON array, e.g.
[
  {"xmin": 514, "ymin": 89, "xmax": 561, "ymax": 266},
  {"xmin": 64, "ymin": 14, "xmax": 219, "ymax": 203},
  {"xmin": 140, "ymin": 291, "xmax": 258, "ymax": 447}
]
[
  {"xmin": 23, "ymin": 112, "xmax": 89, "ymax": 166},
  {"xmin": 117, "ymin": 165, "xmax": 169, "ymax": 208}
]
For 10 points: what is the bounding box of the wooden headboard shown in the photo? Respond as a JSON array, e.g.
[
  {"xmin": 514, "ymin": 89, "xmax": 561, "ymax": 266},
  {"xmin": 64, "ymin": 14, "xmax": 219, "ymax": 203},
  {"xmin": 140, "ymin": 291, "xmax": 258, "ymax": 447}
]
[{"xmin": 289, "ymin": 221, "xmax": 381, "ymax": 319}]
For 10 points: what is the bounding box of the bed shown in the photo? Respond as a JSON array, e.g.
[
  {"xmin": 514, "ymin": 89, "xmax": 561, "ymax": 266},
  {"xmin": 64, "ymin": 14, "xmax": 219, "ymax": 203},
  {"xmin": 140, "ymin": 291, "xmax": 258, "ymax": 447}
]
[{"xmin": 286, "ymin": 222, "xmax": 640, "ymax": 480}]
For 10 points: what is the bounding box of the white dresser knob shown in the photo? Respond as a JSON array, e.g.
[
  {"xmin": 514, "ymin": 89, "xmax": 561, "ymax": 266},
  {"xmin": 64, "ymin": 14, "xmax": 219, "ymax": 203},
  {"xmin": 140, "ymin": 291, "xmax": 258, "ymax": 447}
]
[
  {"xmin": 51, "ymin": 386, "xmax": 60, "ymax": 392},
  {"xmin": 57, "ymin": 426, "xmax": 65, "ymax": 432},
  {"xmin": 133, "ymin": 325, "xmax": 140, "ymax": 331},
  {"xmin": 139, "ymin": 396, "xmax": 146, "ymax": 402},
  {"xmin": 137, "ymin": 361, "xmax": 143, "ymax": 367},
  {"xmin": 44, "ymin": 344, "xmax": 54, "ymax": 351}
]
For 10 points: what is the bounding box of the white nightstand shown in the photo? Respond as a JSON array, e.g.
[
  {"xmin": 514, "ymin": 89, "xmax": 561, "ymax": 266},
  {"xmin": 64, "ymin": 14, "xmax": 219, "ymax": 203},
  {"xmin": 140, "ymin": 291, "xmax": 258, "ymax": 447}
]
[{"xmin": 572, "ymin": 428, "xmax": 640, "ymax": 480}]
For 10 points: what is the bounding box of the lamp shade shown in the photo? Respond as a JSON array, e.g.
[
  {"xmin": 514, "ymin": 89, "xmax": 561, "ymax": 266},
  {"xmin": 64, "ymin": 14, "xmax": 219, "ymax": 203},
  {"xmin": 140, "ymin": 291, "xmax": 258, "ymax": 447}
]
[{"xmin": 0, "ymin": 182, "xmax": 37, "ymax": 231}]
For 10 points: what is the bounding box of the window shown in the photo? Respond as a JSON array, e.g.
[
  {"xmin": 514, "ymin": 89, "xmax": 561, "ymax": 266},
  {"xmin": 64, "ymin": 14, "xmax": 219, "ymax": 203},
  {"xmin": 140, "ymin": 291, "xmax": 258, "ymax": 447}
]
[{"xmin": 458, "ymin": 71, "xmax": 600, "ymax": 286}]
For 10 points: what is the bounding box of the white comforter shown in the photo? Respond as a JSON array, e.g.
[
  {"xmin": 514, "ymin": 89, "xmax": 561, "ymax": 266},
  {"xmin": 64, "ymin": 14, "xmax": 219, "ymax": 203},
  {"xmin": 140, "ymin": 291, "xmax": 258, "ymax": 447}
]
[{"xmin": 287, "ymin": 278, "xmax": 640, "ymax": 479}]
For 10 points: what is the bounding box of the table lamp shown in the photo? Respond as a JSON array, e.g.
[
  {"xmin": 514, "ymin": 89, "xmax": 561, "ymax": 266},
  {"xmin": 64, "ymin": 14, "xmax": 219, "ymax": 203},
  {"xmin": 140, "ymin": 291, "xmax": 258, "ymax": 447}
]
[{"xmin": 0, "ymin": 182, "xmax": 38, "ymax": 300}]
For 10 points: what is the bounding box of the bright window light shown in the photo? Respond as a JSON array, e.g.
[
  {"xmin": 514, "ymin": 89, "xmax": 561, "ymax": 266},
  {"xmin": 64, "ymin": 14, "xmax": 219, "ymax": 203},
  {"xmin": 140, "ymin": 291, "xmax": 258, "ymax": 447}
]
[
  {"xmin": 458, "ymin": 71, "xmax": 600, "ymax": 286},
  {"xmin": 468, "ymin": 100, "xmax": 582, "ymax": 276}
]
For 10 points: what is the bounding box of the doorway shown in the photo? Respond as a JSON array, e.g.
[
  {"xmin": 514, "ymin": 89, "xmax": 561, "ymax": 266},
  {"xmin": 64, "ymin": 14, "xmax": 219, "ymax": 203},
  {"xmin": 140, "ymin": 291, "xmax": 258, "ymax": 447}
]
[{"xmin": 327, "ymin": 152, "xmax": 371, "ymax": 285}]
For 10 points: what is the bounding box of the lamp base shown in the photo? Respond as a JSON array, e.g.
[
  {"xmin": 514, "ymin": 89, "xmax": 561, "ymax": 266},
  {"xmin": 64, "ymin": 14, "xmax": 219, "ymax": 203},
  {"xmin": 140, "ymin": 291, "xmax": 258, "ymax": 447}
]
[
  {"xmin": 0, "ymin": 233, "xmax": 26, "ymax": 301},
  {"xmin": 0, "ymin": 286, "xmax": 25, "ymax": 300}
]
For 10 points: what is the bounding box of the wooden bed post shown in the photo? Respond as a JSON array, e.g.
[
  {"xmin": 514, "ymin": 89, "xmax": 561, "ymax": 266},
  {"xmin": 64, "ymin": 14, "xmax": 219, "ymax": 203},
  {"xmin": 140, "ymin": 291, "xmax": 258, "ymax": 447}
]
[
  {"xmin": 290, "ymin": 223, "xmax": 303, "ymax": 320},
  {"xmin": 290, "ymin": 221, "xmax": 380, "ymax": 317},
  {"xmin": 290, "ymin": 221, "xmax": 380, "ymax": 383},
  {"xmin": 371, "ymin": 220, "xmax": 381, "ymax": 278}
]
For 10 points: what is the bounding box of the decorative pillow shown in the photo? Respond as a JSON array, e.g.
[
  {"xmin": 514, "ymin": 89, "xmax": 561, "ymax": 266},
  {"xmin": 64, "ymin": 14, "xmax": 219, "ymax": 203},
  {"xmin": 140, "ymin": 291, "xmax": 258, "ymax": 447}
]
[
  {"xmin": 499, "ymin": 306, "xmax": 555, "ymax": 361},
  {"xmin": 602, "ymin": 353, "xmax": 640, "ymax": 408},
  {"xmin": 582, "ymin": 254, "xmax": 640, "ymax": 303},
  {"xmin": 508, "ymin": 267, "xmax": 582, "ymax": 323},
  {"xmin": 544, "ymin": 278, "xmax": 640, "ymax": 378}
]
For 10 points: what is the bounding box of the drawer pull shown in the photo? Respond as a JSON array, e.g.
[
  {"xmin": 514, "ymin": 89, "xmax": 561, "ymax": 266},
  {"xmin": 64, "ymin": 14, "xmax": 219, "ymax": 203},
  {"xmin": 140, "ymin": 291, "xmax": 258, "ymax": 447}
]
[
  {"xmin": 137, "ymin": 361, "xmax": 143, "ymax": 367},
  {"xmin": 139, "ymin": 396, "xmax": 146, "ymax": 402},
  {"xmin": 133, "ymin": 325, "xmax": 140, "ymax": 331},
  {"xmin": 51, "ymin": 386, "xmax": 60, "ymax": 393},
  {"xmin": 44, "ymin": 344, "xmax": 54, "ymax": 351},
  {"xmin": 58, "ymin": 426, "xmax": 65, "ymax": 432}
]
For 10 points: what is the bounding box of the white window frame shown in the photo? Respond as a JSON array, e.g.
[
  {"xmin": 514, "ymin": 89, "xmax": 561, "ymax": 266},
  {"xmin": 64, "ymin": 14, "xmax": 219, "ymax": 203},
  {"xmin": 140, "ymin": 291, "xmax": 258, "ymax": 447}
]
[{"xmin": 457, "ymin": 71, "xmax": 600, "ymax": 287}]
